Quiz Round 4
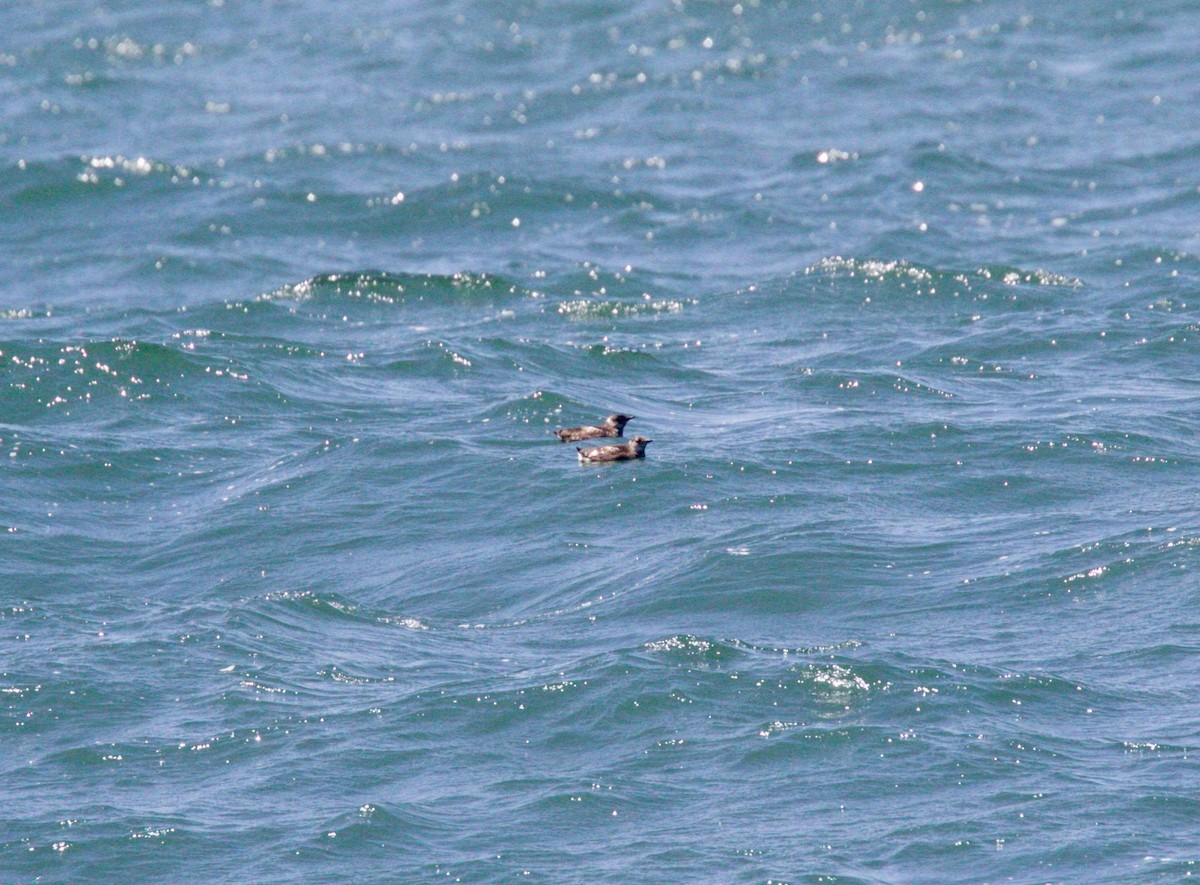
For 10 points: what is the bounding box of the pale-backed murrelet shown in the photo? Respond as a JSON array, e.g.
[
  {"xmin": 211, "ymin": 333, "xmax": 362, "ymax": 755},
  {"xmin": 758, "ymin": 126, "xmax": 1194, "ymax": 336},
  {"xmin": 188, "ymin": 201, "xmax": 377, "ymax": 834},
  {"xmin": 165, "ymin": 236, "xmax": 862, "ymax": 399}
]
[
  {"xmin": 576, "ymin": 436, "xmax": 652, "ymax": 463},
  {"xmin": 555, "ymin": 413, "xmax": 633, "ymax": 443}
]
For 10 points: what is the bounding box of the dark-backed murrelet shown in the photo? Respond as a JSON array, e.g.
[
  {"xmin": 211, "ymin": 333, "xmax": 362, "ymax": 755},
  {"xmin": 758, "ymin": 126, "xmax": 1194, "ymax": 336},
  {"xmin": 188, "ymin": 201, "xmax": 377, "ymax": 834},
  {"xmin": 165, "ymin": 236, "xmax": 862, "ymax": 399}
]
[
  {"xmin": 555, "ymin": 413, "xmax": 633, "ymax": 443},
  {"xmin": 577, "ymin": 436, "xmax": 652, "ymax": 463}
]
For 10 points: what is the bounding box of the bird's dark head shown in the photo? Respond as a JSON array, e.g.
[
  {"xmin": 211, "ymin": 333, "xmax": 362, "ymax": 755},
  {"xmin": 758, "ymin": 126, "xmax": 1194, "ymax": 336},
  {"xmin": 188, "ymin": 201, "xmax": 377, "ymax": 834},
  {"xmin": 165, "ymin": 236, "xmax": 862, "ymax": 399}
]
[{"xmin": 607, "ymin": 414, "xmax": 634, "ymax": 431}]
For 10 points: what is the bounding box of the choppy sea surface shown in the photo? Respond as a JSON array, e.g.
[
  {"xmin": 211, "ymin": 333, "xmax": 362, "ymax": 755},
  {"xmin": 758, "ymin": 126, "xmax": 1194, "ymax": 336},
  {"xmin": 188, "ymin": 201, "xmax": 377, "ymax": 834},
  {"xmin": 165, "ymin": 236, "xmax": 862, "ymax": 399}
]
[{"xmin": 5, "ymin": 1, "xmax": 1200, "ymax": 882}]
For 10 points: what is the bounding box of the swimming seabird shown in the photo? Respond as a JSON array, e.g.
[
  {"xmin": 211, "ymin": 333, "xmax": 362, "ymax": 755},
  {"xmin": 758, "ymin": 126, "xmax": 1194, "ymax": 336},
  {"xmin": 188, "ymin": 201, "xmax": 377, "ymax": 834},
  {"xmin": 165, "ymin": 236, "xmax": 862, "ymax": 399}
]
[
  {"xmin": 577, "ymin": 436, "xmax": 652, "ymax": 463},
  {"xmin": 555, "ymin": 413, "xmax": 633, "ymax": 443}
]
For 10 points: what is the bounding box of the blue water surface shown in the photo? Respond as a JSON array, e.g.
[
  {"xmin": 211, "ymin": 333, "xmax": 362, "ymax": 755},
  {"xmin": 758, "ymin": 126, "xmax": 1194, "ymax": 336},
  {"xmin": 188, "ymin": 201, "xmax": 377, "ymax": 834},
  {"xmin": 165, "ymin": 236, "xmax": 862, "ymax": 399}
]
[{"xmin": 4, "ymin": 1, "xmax": 1200, "ymax": 882}]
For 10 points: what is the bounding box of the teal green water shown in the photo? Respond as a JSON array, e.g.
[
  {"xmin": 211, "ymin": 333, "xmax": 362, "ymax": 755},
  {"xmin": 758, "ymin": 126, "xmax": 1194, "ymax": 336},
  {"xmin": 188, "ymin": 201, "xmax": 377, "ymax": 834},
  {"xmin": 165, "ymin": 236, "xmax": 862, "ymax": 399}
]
[{"xmin": 5, "ymin": 2, "xmax": 1200, "ymax": 882}]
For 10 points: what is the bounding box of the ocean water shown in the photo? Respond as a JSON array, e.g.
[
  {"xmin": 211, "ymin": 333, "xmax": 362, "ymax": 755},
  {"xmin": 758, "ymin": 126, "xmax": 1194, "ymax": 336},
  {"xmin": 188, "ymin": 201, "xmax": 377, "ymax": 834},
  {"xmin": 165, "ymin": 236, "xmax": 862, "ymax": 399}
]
[{"xmin": 4, "ymin": 0, "xmax": 1200, "ymax": 881}]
